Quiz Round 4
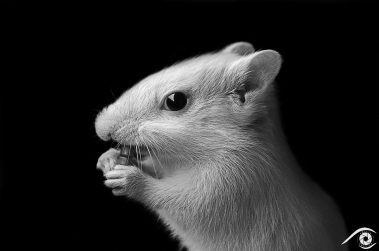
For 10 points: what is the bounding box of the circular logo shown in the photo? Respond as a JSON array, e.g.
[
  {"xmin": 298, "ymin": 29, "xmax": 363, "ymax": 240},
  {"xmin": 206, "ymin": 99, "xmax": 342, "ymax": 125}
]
[
  {"xmin": 359, "ymin": 231, "xmax": 374, "ymax": 248},
  {"xmin": 341, "ymin": 227, "xmax": 377, "ymax": 249}
]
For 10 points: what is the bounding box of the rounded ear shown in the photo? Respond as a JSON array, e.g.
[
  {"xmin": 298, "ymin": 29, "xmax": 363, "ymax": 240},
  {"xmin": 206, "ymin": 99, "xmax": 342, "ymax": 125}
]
[
  {"xmin": 249, "ymin": 50, "xmax": 282, "ymax": 87},
  {"xmin": 230, "ymin": 50, "xmax": 282, "ymax": 91},
  {"xmin": 222, "ymin": 42, "xmax": 255, "ymax": 56}
]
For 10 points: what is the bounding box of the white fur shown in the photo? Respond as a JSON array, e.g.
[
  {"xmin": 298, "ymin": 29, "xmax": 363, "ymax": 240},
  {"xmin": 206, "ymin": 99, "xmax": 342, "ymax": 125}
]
[{"xmin": 95, "ymin": 42, "xmax": 347, "ymax": 251}]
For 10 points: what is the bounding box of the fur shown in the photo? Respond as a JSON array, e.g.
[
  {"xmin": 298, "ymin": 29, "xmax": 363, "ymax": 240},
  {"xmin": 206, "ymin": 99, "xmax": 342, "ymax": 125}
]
[{"xmin": 95, "ymin": 42, "xmax": 347, "ymax": 251}]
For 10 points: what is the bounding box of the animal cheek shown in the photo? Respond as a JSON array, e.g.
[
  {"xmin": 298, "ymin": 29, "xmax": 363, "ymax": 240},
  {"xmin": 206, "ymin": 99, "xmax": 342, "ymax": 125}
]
[
  {"xmin": 138, "ymin": 121, "xmax": 161, "ymax": 137},
  {"xmin": 138, "ymin": 122, "xmax": 147, "ymax": 135},
  {"xmin": 140, "ymin": 120, "xmax": 174, "ymax": 132},
  {"xmin": 198, "ymin": 117, "xmax": 213, "ymax": 128}
]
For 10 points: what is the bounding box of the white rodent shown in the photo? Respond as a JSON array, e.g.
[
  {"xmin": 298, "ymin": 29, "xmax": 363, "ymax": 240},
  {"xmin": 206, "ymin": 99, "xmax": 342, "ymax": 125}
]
[{"xmin": 95, "ymin": 42, "xmax": 347, "ymax": 251}]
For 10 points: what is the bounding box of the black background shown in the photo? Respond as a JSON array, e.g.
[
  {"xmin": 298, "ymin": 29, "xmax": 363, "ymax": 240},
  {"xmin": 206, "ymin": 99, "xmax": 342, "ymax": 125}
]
[{"xmin": 1, "ymin": 1, "xmax": 377, "ymax": 251}]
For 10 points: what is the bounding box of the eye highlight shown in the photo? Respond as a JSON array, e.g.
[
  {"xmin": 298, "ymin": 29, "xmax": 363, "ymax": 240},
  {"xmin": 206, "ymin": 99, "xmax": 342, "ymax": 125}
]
[{"xmin": 163, "ymin": 92, "xmax": 188, "ymax": 111}]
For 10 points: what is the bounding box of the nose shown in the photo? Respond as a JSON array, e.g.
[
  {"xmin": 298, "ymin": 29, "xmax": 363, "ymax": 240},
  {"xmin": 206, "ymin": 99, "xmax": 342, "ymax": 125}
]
[
  {"xmin": 95, "ymin": 99, "xmax": 131, "ymax": 142},
  {"xmin": 95, "ymin": 112, "xmax": 117, "ymax": 141},
  {"xmin": 96, "ymin": 127, "xmax": 112, "ymax": 141}
]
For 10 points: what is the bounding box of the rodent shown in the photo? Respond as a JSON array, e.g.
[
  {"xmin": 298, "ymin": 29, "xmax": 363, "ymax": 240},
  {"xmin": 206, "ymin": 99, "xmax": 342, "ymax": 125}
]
[{"xmin": 95, "ymin": 42, "xmax": 347, "ymax": 251}]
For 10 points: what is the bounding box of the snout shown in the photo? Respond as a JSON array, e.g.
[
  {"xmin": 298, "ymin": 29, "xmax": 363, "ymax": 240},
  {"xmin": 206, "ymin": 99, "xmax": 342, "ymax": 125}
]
[
  {"xmin": 95, "ymin": 115, "xmax": 113, "ymax": 141},
  {"xmin": 95, "ymin": 105, "xmax": 137, "ymax": 143},
  {"xmin": 95, "ymin": 105, "xmax": 121, "ymax": 141}
]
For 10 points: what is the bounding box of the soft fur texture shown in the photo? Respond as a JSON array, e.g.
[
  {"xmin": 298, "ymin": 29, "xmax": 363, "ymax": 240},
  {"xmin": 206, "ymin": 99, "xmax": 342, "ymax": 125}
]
[{"xmin": 95, "ymin": 42, "xmax": 347, "ymax": 251}]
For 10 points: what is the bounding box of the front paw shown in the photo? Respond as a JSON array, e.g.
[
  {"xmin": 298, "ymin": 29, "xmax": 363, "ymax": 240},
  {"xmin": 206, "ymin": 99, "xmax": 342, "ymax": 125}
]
[
  {"xmin": 104, "ymin": 165, "xmax": 144, "ymax": 197},
  {"xmin": 97, "ymin": 148, "xmax": 120, "ymax": 174}
]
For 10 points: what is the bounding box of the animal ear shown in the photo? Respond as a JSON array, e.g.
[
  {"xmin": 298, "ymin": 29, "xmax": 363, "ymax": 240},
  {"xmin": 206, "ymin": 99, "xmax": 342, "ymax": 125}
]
[
  {"xmin": 228, "ymin": 50, "xmax": 282, "ymax": 103},
  {"xmin": 222, "ymin": 42, "xmax": 255, "ymax": 56}
]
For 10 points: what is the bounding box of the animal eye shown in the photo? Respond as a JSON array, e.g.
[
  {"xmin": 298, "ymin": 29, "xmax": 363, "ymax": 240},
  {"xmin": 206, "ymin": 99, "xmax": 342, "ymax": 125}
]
[
  {"xmin": 341, "ymin": 227, "xmax": 377, "ymax": 249},
  {"xmin": 163, "ymin": 92, "xmax": 188, "ymax": 111}
]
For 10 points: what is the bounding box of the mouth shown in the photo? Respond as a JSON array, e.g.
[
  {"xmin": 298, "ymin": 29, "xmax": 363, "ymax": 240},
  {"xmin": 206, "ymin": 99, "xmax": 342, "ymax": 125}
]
[
  {"xmin": 119, "ymin": 145, "xmax": 148, "ymax": 161},
  {"xmin": 117, "ymin": 144, "xmax": 161, "ymax": 178}
]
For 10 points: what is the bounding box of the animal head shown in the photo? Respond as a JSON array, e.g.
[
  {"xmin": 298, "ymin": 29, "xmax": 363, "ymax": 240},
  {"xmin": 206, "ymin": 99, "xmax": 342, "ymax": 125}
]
[{"xmin": 95, "ymin": 42, "xmax": 281, "ymax": 174}]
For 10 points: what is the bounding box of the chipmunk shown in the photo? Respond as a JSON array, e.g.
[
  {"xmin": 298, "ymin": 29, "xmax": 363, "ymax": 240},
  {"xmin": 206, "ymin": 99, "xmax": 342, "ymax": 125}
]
[{"xmin": 95, "ymin": 42, "xmax": 347, "ymax": 251}]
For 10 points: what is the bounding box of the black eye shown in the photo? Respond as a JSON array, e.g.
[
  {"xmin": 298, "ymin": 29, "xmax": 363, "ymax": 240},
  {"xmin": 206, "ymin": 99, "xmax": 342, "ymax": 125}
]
[{"xmin": 163, "ymin": 92, "xmax": 187, "ymax": 111}]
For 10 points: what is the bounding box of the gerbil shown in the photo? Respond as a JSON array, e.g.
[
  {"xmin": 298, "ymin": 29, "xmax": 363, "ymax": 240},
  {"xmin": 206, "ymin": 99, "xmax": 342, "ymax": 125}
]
[{"xmin": 95, "ymin": 42, "xmax": 347, "ymax": 251}]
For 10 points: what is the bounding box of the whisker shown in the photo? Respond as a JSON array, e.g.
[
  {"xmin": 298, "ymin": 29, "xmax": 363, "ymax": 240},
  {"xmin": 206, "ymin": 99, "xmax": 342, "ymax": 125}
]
[
  {"xmin": 137, "ymin": 144, "xmax": 143, "ymax": 173},
  {"xmin": 135, "ymin": 145, "xmax": 139, "ymax": 170},
  {"xmin": 109, "ymin": 88, "xmax": 117, "ymax": 101},
  {"xmin": 126, "ymin": 142, "xmax": 132, "ymax": 165},
  {"xmin": 146, "ymin": 145, "xmax": 158, "ymax": 179},
  {"xmin": 142, "ymin": 136, "xmax": 167, "ymax": 171},
  {"xmin": 116, "ymin": 141, "xmax": 122, "ymax": 151},
  {"xmin": 151, "ymin": 148, "xmax": 164, "ymax": 171}
]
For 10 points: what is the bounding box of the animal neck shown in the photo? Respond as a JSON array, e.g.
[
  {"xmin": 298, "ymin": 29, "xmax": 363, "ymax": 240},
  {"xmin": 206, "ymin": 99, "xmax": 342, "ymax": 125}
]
[{"xmin": 156, "ymin": 133, "xmax": 311, "ymax": 251}]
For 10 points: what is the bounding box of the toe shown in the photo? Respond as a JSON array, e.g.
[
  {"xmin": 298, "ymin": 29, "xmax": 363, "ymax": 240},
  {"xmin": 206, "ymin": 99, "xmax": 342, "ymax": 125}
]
[
  {"xmin": 114, "ymin": 165, "xmax": 135, "ymax": 170},
  {"xmin": 104, "ymin": 178, "xmax": 125, "ymax": 188},
  {"xmin": 112, "ymin": 188, "xmax": 127, "ymax": 196},
  {"xmin": 105, "ymin": 170, "xmax": 128, "ymax": 179}
]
